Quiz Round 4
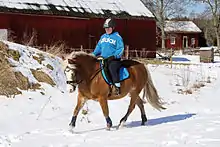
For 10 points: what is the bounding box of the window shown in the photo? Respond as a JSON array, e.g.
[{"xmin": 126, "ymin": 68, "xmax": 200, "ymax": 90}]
[
  {"xmin": 0, "ymin": 29, "xmax": 7, "ymax": 40},
  {"xmin": 191, "ymin": 38, "xmax": 195, "ymax": 45},
  {"xmin": 170, "ymin": 37, "xmax": 175, "ymax": 45}
]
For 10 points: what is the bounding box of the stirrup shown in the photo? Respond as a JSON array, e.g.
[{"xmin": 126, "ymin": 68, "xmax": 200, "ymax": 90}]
[{"xmin": 115, "ymin": 86, "xmax": 120, "ymax": 95}]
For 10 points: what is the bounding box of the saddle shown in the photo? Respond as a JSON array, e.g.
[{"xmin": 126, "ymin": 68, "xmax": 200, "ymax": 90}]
[{"xmin": 100, "ymin": 58, "xmax": 129, "ymax": 85}]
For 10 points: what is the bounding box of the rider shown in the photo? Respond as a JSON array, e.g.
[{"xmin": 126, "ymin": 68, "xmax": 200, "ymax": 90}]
[{"xmin": 92, "ymin": 18, "xmax": 124, "ymax": 95}]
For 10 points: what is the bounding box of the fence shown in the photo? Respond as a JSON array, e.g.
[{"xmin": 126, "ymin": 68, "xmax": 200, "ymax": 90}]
[
  {"xmin": 38, "ymin": 44, "xmax": 220, "ymax": 60},
  {"xmin": 62, "ymin": 45, "xmax": 156, "ymax": 59}
]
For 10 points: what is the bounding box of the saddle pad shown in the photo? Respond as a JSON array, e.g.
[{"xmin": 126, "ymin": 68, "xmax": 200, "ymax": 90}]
[{"xmin": 101, "ymin": 65, "xmax": 129, "ymax": 84}]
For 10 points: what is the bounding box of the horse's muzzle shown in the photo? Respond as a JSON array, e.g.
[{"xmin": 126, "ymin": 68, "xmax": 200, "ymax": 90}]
[{"xmin": 67, "ymin": 81, "xmax": 76, "ymax": 92}]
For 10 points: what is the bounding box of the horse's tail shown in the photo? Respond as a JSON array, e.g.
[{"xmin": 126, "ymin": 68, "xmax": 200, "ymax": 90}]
[{"xmin": 142, "ymin": 65, "xmax": 166, "ymax": 111}]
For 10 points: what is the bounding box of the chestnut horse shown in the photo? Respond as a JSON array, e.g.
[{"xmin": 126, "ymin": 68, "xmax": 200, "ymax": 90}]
[{"xmin": 63, "ymin": 51, "xmax": 165, "ymax": 130}]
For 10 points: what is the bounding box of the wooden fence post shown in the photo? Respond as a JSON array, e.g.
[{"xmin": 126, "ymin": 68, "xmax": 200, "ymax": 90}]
[
  {"xmin": 142, "ymin": 48, "xmax": 145, "ymax": 58},
  {"xmin": 170, "ymin": 48, "xmax": 173, "ymax": 68},
  {"xmin": 125, "ymin": 45, "xmax": 129, "ymax": 59},
  {"xmin": 80, "ymin": 45, "xmax": 83, "ymax": 51}
]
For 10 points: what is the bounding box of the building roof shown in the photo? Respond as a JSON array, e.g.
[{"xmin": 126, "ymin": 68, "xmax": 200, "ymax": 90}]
[
  {"xmin": 165, "ymin": 21, "xmax": 202, "ymax": 33},
  {"xmin": 0, "ymin": 0, "xmax": 154, "ymax": 19}
]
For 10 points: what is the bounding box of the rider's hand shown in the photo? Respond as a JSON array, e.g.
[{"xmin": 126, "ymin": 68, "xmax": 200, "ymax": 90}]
[{"xmin": 97, "ymin": 56, "xmax": 104, "ymax": 60}]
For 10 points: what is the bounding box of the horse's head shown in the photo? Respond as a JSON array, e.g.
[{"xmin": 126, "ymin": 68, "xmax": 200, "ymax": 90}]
[
  {"xmin": 64, "ymin": 59, "xmax": 78, "ymax": 92},
  {"xmin": 63, "ymin": 51, "xmax": 97, "ymax": 92}
]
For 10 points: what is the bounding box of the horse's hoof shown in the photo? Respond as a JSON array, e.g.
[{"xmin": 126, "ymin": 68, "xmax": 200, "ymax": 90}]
[
  {"xmin": 69, "ymin": 125, "xmax": 75, "ymax": 132},
  {"xmin": 141, "ymin": 122, "xmax": 145, "ymax": 126},
  {"xmin": 107, "ymin": 123, "xmax": 112, "ymax": 128},
  {"xmin": 117, "ymin": 120, "xmax": 125, "ymax": 129},
  {"xmin": 141, "ymin": 114, "xmax": 147, "ymax": 126},
  {"xmin": 106, "ymin": 127, "xmax": 111, "ymax": 131},
  {"xmin": 69, "ymin": 122, "xmax": 75, "ymax": 127}
]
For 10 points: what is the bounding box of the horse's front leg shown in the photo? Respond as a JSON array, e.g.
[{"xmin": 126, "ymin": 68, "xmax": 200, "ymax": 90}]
[
  {"xmin": 69, "ymin": 92, "xmax": 86, "ymax": 128},
  {"xmin": 98, "ymin": 96, "xmax": 112, "ymax": 129}
]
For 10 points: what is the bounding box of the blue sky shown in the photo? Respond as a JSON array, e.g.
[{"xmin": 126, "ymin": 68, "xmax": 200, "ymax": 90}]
[{"xmin": 188, "ymin": 3, "xmax": 206, "ymax": 14}]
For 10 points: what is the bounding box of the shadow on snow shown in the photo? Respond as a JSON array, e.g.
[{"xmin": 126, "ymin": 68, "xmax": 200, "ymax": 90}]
[
  {"xmin": 171, "ymin": 57, "xmax": 190, "ymax": 62},
  {"xmin": 74, "ymin": 113, "xmax": 196, "ymax": 134},
  {"xmin": 127, "ymin": 113, "xmax": 196, "ymax": 128}
]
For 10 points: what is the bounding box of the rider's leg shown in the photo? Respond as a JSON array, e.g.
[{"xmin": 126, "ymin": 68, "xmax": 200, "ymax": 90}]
[{"xmin": 108, "ymin": 60, "xmax": 121, "ymax": 95}]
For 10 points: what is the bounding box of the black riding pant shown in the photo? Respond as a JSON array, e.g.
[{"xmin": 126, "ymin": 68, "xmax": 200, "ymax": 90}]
[{"xmin": 108, "ymin": 59, "xmax": 121, "ymax": 83}]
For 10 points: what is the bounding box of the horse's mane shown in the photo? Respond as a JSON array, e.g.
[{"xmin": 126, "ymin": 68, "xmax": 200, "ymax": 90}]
[
  {"xmin": 68, "ymin": 51, "xmax": 96, "ymax": 61},
  {"xmin": 69, "ymin": 51, "xmax": 97, "ymax": 76}
]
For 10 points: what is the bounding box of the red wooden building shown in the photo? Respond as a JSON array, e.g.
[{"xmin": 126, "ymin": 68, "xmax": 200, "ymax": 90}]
[
  {"xmin": 0, "ymin": 0, "xmax": 156, "ymax": 58},
  {"xmin": 164, "ymin": 21, "xmax": 202, "ymax": 49}
]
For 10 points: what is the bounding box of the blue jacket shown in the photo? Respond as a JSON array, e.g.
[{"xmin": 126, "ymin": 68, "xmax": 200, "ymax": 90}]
[{"xmin": 92, "ymin": 32, "xmax": 124, "ymax": 59}]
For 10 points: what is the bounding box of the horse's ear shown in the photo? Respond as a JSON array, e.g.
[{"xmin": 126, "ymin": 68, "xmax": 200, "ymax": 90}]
[
  {"xmin": 59, "ymin": 53, "xmax": 68, "ymax": 60},
  {"xmin": 61, "ymin": 55, "xmax": 66, "ymax": 60},
  {"xmin": 68, "ymin": 58, "xmax": 76, "ymax": 64}
]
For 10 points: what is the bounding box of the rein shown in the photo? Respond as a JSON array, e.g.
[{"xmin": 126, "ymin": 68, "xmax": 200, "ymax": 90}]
[
  {"xmin": 89, "ymin": 66, "xmax": 102, "ymax": 82},
  {"xmin": 66, "ymin": 64, "xmax": 102, "ymax": 86},
  {"xmin": 78, "ymin": 67, "xmax": 102, "ymax": 85}
]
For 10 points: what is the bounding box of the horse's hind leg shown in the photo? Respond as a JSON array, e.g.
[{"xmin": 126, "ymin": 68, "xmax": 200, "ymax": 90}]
[
  {"xmin": 118, "ymin": 92, "xmax": 137, "ymax": 128},
  {"xmin": 136, "ymin": 96, "xmax": 147, "ymax": 125},
  {"xmin": 69, "ymin": 92, "xmax": 86, "ymax": 128}
]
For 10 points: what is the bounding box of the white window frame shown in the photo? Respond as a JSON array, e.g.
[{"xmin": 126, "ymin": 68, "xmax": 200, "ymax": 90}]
[
  {"xmin": 183, "ymin": 36, "xmax": 188, "ymax": 48},
  {"xmin": 0, "ymin": 29, "xmax": 8, "ymax": 40},
  {"xmin": 191, "ymin": 38, "xmax": 195, "ymax": 45},
  {"xmin": 170, "ymin": 36, "xmax": 176, "ymax": 45}
]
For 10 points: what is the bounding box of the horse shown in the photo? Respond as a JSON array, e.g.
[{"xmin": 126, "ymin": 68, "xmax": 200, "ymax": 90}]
[{"xmin": 63, "ymin": 51, "xmax": 165, "ymax": 130}]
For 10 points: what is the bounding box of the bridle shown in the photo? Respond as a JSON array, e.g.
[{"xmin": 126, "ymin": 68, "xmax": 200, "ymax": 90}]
[
  {"xmin": 65, "ymin": 63, "xmax": 102, "ymax": 87},
  {"xmin": 64, "ymin": 66, "xmax": 80, "ymax": 87}
]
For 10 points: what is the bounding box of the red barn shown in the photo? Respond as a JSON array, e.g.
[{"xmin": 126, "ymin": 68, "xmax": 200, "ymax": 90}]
[
  {"xmin": 0, "ymin": 0, "xmax": 156, "ymax": 58},
  {"xmin": 164, "ymin": 21, "xmax": 202, "ymax": 50}
]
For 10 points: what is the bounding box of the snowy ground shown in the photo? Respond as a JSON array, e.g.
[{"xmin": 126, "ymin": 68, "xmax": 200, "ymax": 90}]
[{"xmin": 1, "ymin": 42, "xmax": 220, "ymax": 146}]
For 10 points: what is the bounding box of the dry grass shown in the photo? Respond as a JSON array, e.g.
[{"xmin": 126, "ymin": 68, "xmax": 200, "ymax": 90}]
[
  {"xmin": 46, "ymin": 64, "xmax": 54, "ymax": 70},
  {"xmin": 136, "ymin": 58, "xmax": 191, "ymax": 65},
  {"xmin": 21, "ymin": 28, "xmax": 37, "ymax": 46},
  {"xmin": 8, "ymin": 50, "xmax": 20, "ymax": 61},
  {"xmin": 177, "ymin": 88, "xmax": 193, "ymax": 94},
  {"xmin": 0, "ymin": 42, "xmax": 29, "ymax": 96},
  {"xmin": 192, "ymin": 82, "xmax": 205, "ymax": 89},
  {"xmin": 45, "ymin": 42, "xmax": 66, "ymax": 57},
  {"xmin": 207, "ymin": 76, "xmax": 211, "ymax": 83},
  {"xmin": 14, "ymin": 72, "xmax": 41, "ymax": 90},
  {"xmin": 31, "ymin": 69, "xmax": 55, "ymax": 86},
  {"xmin": 0, "ymin": 41, "xmax": 54, "ymax": 97},
  {"xmin": 0, "ymin": 42, "xmax": 20, "ymax": 96},
  {"xmin": 33, "ymin": 54, "xmax": 44, "ymax": 64},
  {"xmin": 0, "ymin": 70, "xmax": 22, "ymax": 97}
]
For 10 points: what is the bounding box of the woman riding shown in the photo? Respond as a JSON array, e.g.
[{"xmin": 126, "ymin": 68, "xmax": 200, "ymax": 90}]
[{"xmin": 92, "ymin": 18, "xmax": 124, "ymax": 95}]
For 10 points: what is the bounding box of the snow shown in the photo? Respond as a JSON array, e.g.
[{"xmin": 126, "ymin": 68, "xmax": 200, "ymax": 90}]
[
  {"xmin": 200, "ymin": 47, "xmax": 214, "ymax": 51},
  {"xmin": 0, "ymin": 0, "xmax": 154, "ymax": 17},
  {"xmin": 1, "ymin": 41, "xmax": 220, "ymax": 146},
  {"xmin": 200, "ymin": 46, "xmax": 219, "ymax": 52},
  {"xmin": 1, "ymin": 40, "xmax": 67, "ymax": 92},
  {"xmin": 165, "ymin": 21, "xmax": 202, "ymax": 33}
]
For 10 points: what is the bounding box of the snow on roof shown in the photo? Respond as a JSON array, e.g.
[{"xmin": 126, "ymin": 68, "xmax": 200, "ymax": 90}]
[
  {"xmin": 165, "ymin": 21, "xmax": 202, "ymax": 33},
  {"xmin": 0, "ymin": 0, "xmax": 154, "ymax": 18}
]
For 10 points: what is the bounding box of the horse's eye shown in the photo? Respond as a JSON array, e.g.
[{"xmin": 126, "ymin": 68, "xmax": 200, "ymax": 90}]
[
  {"xmin": 68, "ymin": 59, "xmax": 73, "ymax": 64},
  {"xmin": 65, "ymin": 68, "xmax": 70, "ymax": 72}
]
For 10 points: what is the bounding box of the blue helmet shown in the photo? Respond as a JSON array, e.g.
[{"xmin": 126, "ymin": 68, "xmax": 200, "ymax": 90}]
[{"xmin": 103, "ymin": 18, "xmax": 116, "ymax": 28}]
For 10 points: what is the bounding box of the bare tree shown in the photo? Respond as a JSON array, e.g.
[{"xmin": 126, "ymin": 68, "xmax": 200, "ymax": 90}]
[
  {"xmin": 193, "ymin": 13, "xmax": 215, "ymax": 46},
  {"xmin": 194, "ymin": 0, "xmax": 220, "ymax": 48},
  {"xmin": 142, "ymin": 0, "xmax": 192, "ymax": 49}
]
